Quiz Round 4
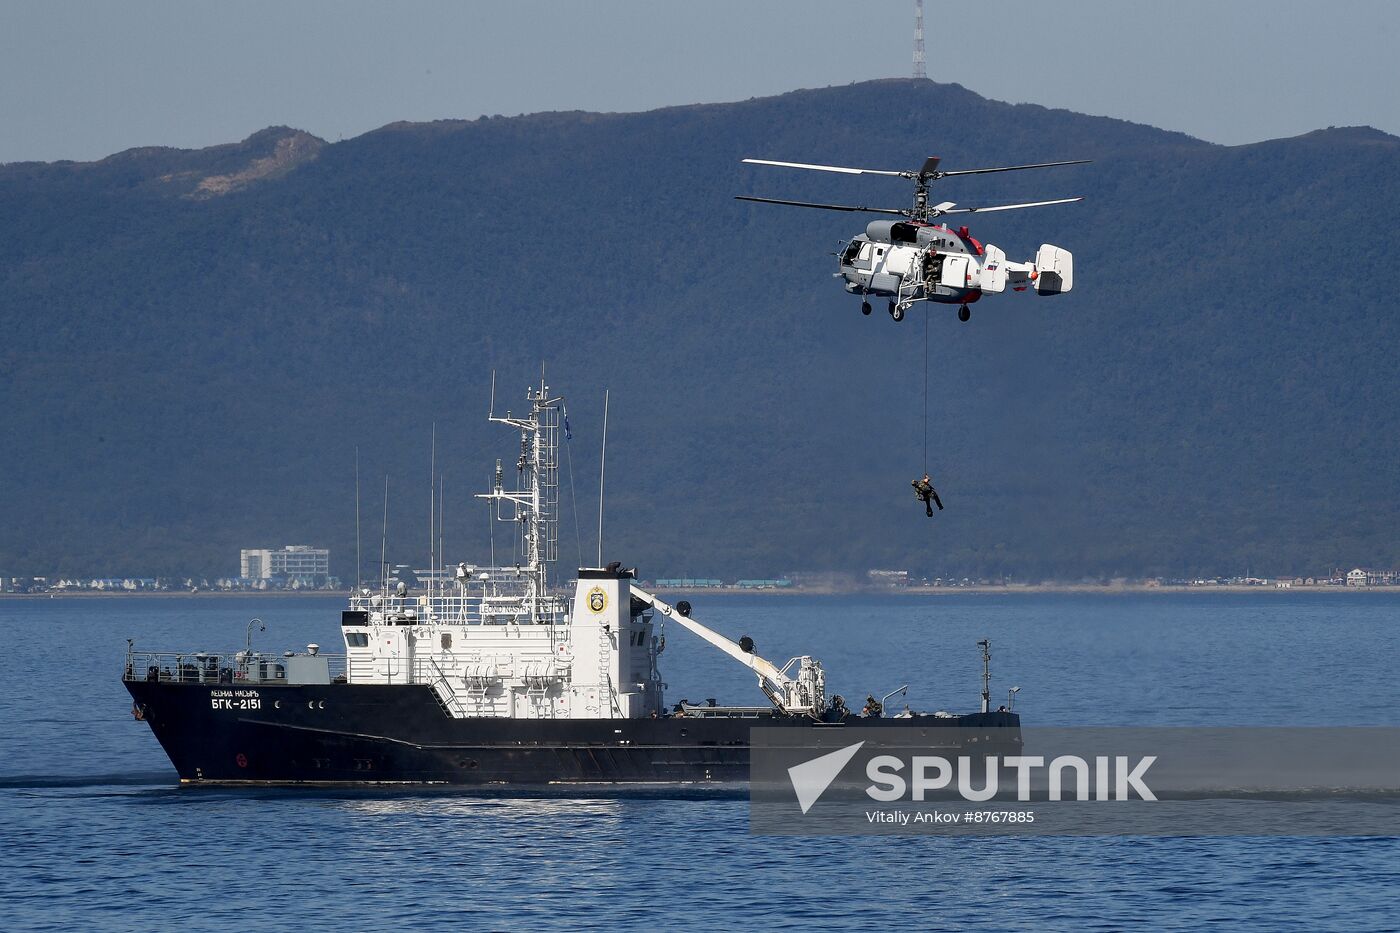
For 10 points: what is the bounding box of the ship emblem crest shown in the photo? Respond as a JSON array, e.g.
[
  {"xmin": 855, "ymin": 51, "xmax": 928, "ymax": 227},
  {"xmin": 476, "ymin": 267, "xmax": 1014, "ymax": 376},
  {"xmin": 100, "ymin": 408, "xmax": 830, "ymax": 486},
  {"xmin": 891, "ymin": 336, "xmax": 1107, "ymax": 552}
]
[{"xmin": 587, "ymin": 587, "xmax": 608, "ymax": 614}]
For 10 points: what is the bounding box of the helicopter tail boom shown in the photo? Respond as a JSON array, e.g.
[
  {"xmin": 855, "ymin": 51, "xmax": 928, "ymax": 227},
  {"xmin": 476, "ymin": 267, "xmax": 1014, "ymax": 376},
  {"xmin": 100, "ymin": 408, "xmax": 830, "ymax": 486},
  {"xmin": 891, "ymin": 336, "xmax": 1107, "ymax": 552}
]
[{"xmin": 1000, "ymin": 245, "xmax": 1074, "ymax": 295}]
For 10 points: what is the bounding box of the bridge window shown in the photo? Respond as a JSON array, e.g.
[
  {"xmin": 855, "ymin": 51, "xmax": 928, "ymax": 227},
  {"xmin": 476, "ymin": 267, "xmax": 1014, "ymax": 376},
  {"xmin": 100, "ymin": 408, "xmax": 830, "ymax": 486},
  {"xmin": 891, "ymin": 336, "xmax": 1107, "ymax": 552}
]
[{"xmin": 345, "ymin": 632, "xmax": 369, "ymax": 648}]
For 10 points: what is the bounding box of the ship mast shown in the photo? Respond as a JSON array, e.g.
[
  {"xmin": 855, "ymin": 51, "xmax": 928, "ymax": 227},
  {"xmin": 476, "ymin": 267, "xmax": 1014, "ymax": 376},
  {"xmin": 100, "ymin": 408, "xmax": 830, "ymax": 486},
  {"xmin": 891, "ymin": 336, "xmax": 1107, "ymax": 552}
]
[{"xmin": 477, "ymin": 377, "xmax": 562, "ymax": 624}]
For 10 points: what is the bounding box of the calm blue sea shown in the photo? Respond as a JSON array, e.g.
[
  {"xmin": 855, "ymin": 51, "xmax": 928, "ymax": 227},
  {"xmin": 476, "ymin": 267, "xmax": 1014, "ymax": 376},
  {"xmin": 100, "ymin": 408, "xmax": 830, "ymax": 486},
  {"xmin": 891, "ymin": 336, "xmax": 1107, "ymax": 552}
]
[{"xmin": 1, "ymin": 592, "xmax": 1398, "ymax": 931}]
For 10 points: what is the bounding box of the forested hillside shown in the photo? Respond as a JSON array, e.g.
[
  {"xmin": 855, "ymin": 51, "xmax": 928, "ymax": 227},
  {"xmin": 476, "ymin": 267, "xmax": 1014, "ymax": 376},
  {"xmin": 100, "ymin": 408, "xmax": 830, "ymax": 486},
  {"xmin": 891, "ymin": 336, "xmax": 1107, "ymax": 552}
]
[{"xmin": 3, "ymin": 79, "xmax": 1398, "ymax": 580}]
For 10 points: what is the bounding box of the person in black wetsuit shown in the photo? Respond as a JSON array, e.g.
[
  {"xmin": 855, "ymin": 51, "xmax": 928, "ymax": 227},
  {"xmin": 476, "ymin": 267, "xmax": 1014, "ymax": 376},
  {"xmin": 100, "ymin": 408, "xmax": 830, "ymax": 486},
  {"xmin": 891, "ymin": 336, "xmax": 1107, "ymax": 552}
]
[{"xmin": 912, "ymin": 473, "xmax": 944, "ymax": 517}]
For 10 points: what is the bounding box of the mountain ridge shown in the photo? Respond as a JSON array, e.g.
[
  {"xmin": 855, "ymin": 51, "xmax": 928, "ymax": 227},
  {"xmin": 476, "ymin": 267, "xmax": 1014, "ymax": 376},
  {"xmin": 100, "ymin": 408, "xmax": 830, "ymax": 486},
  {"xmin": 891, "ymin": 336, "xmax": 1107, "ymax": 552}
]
[{"xmin": 3, "ymin": 79, "xmax": 1397, "ymax": 581}]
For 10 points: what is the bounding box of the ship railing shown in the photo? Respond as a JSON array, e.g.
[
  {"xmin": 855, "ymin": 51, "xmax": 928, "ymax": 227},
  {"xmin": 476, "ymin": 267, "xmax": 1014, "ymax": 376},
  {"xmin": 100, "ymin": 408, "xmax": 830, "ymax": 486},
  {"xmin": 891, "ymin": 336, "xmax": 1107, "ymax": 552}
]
[
  {"xmin": 346, "ymin": 579, "xmax": 569, "ymax": 627},
  {"xmin": 347, "ymin": 592, "xmax": 484, "ymax": 625},
  {"xmin": 676, "ymin": 703, "xmax": 773, "ymax": 719},
  {"xmin": 123, "ymin": 649, "xmax": 348, "ymax": 685}
]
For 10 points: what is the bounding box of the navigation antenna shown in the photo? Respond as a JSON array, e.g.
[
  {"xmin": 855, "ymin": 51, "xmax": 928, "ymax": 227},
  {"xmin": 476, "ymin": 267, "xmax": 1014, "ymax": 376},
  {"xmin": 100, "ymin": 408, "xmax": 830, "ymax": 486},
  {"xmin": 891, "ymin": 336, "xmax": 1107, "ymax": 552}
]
[
  {"xmin": 354, "ymin": 446, "xmax": 362, "ymax": 591},
  {"xmin": 428, "ymin": 423, "xmax": 436, "ymax": 603},
  {"xmin": 978, "ymin": 638, "xmax": 991, "ymax": 713},
  {"xmin": 597, "ymin": 389, "xmax": 609, "ymax": 567},
  {"xmin": 913, "ymin": 0, "xmax": 927, "ymax": 80},
  {"xmin": 477, "ymin": 377, "xmax": 563, "ymax": 624}
]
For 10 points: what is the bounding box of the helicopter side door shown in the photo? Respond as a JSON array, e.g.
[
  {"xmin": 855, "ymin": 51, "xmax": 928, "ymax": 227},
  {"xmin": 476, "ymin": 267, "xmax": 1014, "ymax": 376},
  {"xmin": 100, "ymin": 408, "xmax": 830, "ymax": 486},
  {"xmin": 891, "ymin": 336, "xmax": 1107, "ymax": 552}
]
[
  {"xmin": 883, "ymin": 245, "xmax": 917, "ymax": 278},
  {"xmin": 867, "ymin": 243, "xmax": 905, "ymax": 293},
  {"xmin": 939, "ymin": 254, "xmax": 973, "ymax": 290}
]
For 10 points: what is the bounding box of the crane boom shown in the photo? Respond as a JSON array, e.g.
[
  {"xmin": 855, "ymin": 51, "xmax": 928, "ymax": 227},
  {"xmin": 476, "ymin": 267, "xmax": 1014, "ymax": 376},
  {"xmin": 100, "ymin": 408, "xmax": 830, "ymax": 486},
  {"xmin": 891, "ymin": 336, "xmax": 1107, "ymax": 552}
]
[{"xmin": 630, "ymin": 586, "xmax": 825, "ymax": 715}]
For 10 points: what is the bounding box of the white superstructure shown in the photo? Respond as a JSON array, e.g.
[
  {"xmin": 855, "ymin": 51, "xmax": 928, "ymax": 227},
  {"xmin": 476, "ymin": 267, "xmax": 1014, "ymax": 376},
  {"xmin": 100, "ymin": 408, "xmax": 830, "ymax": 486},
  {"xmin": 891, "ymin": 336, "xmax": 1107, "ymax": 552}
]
[
  {"xmin": 338, "ymin": 380, "xmax": 664, "ymax": 720},
  {"xmin": 336, "ymin": 378, "xmax": 827, "ymax": 721}
]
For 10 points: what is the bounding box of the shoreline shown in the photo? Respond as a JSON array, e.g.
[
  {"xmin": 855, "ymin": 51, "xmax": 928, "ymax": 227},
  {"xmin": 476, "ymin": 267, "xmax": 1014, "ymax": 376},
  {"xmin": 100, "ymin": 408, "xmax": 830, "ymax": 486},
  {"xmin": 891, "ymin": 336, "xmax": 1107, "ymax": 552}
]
[
  {"xmin": 652, "ymin": 584, "xmax": 1400, "ymax": 596},
  {"xmin": 4, "ymin": 584, "xmax": 1399, "ymax": 600}
]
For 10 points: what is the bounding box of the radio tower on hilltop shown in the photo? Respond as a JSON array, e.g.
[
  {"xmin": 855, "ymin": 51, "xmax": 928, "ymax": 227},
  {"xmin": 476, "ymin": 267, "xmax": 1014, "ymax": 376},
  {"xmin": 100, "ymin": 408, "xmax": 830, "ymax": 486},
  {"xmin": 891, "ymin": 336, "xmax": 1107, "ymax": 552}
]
[{"xmin": 913, "ymin": 0, "xmax": 927, "ymax": 79}]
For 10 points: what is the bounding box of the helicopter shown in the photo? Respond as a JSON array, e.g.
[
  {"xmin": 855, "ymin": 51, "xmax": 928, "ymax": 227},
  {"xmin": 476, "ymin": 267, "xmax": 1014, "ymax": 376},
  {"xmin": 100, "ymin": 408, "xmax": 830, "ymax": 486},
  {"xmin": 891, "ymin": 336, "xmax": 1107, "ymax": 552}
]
[{"xmin": 737, "ymin": 155, "xmax": 1089, "ymax": 322}]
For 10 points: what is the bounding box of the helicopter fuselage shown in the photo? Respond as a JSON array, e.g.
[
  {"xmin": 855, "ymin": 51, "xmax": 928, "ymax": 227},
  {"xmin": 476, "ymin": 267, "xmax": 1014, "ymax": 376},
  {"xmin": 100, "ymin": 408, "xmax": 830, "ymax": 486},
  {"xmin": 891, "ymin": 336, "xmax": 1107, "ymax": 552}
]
[
  {"xmin": 735, "ymin": 151, "xmax": 1085, "ymax": 320},
  {"xmin": 836, "ymin": 219, "xmax": 1073, "ymax": 314}
]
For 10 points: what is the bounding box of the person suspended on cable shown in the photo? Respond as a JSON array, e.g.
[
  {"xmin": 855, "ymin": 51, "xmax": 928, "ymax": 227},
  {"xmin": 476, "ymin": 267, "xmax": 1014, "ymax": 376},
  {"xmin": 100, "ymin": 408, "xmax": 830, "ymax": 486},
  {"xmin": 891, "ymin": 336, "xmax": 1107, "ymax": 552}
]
[{"xmin": 912, "ymin": 473, "xmax": 943, "ymax": 517}]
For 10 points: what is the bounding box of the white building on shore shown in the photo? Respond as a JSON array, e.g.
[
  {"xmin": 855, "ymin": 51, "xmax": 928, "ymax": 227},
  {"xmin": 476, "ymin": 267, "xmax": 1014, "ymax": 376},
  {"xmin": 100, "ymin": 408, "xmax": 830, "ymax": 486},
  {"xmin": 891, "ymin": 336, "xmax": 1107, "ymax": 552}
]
[{"xmin": 240, "ymin": 545, "xmax": 329, "ymax": 583}]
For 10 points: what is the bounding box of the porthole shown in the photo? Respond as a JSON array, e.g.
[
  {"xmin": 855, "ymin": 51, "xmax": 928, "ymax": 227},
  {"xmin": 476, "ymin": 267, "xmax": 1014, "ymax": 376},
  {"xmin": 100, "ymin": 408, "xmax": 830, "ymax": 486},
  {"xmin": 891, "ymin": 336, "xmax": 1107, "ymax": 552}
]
[{"xmin": 274, "ymin": 700, "xmax": 281, "ymax": 709}]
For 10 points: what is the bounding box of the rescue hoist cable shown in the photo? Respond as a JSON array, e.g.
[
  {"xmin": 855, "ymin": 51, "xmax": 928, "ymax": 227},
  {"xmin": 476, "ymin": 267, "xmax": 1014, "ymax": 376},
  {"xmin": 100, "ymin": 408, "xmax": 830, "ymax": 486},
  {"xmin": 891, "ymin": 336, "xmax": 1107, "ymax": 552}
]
[{"xmin": 923, "ymin": 306, "xmax": 930, "ymax": 471}]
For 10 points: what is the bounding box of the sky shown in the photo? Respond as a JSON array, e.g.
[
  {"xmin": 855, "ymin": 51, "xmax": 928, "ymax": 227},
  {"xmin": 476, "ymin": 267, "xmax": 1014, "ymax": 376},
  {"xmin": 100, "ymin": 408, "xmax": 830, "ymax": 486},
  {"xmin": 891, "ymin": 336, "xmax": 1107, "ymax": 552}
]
[{"xmin": 1, "ymin": 0, "xmax": 1397, "ymax": 164}]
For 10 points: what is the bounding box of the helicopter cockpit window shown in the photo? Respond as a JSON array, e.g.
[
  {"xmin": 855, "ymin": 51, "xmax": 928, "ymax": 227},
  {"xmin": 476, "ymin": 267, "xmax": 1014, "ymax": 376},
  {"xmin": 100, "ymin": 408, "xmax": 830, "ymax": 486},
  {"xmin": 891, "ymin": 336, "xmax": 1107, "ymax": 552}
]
[
  {"xmin": 854, "ymin": 242, "xmax": 875, "ymax": 269},
  {"xmin": 841, "ymin": 241, "xmax": 862, "ymax": 264}
]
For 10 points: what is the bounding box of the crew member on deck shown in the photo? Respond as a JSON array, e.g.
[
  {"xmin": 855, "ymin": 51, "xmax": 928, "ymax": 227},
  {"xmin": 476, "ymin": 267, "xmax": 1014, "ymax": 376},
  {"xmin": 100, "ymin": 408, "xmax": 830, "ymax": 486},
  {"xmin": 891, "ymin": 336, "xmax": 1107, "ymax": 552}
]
[
  {"xmin": 912, "ymin": 473, "xmax": 944, "ymax": 517},
  {"xmin": 862, "ymin": 694, "xmax": 884, "ymax": 718}
]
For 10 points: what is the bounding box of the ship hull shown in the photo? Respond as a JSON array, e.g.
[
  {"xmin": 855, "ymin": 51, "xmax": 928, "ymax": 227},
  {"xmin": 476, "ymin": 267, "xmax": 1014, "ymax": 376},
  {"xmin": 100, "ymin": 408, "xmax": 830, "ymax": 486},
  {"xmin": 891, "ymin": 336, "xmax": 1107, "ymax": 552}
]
[{"xmin": 126, "ymin": 681, "xmax": 1021, "ymax": 786}]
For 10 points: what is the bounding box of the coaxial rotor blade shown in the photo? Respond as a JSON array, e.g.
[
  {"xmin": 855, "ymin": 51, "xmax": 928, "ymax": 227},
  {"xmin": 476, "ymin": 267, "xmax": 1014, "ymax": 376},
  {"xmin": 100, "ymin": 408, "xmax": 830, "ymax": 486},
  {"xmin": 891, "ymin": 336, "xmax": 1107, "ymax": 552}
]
[
  {"xmin": 935, "ymin": 159, "xmax": 1092, "ymax": 178},
  {"xmin": 735, "ymin": 195, "xmax": 908, "ymax": 215},
  {"xmin": 741, "ymin": 158, "xmax": 907, "ymax": 177},
  {"xmin": 932, "ymin": 197, "xmax": 1083, "ymax": 215}
]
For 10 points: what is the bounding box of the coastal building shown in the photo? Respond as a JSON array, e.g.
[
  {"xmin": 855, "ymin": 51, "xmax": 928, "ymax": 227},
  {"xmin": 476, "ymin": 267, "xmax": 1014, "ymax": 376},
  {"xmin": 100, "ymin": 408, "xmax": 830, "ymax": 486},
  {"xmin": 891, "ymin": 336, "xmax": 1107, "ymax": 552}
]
[
  {"xmin": 1346, "ymin": 568, "xmax": 1400, "ymax": 586},
  {"xmin": 89, "ymin": 577, "xmax": 159, "ymax": 591},
  {"xmin": 867, "ymin": 569, "xmax": 910, "ymax": 587},
  {"xmin": 240, "ymin": 545, "xmax": 330, "ymax": 584}
]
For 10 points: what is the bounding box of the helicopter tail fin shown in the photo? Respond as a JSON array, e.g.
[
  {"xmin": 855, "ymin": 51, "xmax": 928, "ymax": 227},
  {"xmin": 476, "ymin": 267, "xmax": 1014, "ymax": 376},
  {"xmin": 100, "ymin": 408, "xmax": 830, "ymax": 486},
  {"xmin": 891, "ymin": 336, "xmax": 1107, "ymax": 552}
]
[
  {"xmin": 1034, "ymin": 244, "xmax": 1073, "ymax": 295},
  {"xmin": 978, "ymin": 245, "xmax": 1008, "ymax": 294}
]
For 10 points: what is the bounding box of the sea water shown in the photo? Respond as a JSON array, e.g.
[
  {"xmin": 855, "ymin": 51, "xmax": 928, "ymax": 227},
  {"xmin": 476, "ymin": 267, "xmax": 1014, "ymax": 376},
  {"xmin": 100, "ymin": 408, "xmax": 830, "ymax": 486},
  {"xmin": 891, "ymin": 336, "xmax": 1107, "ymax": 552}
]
[{"xmin": 1, "ymin": 592, "xmax": 1397, "ymax": 931}]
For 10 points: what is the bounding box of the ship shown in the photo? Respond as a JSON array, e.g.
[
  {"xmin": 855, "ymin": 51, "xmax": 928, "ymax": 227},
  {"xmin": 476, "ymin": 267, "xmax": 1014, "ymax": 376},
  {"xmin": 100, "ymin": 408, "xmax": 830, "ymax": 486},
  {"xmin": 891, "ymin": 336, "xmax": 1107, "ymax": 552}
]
[{"xmin": 124, "ymin": 380, "xmax": 1020, "ymax": 785}]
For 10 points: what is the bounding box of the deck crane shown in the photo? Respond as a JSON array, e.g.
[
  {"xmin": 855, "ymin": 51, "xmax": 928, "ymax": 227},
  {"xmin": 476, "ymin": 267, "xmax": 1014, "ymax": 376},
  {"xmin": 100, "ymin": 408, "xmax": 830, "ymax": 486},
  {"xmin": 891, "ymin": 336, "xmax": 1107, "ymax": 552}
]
[{"xmin": 630, "ymin": 586, "xmax": 829, "ymax": 717}]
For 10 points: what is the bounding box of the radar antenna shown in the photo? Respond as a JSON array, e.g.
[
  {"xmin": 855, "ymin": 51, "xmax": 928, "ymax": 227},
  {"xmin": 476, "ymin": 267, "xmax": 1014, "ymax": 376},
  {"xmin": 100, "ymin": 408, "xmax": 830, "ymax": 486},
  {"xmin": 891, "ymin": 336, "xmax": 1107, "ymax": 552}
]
[{"xmin": 476, "ymin": 377, "xmax": 563, "ymax": 624}]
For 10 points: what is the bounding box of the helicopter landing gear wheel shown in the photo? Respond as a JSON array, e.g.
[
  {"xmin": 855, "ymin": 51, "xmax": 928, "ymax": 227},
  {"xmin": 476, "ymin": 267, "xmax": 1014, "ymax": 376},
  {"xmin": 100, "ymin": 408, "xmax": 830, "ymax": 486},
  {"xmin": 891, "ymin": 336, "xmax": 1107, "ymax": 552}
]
[
  {"xmin": 889, "ymin": 301, "xmax": 905, "ymax": 322},
  {"xmin": 958, "ymin": 304, "xmax": 971, "ymax": 322},
  {"xmin": 861, "ymin": 300, "xmax": 872, "ymax": 316}
]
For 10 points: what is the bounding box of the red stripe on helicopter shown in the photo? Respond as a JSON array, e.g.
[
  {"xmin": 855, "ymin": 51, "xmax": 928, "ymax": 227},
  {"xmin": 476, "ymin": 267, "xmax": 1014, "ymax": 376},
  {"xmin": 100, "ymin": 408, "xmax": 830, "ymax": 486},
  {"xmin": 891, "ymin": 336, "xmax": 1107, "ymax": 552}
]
[{"xmin": 955, "ymin": 225, "xmax": 984, "ymax": 255}]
